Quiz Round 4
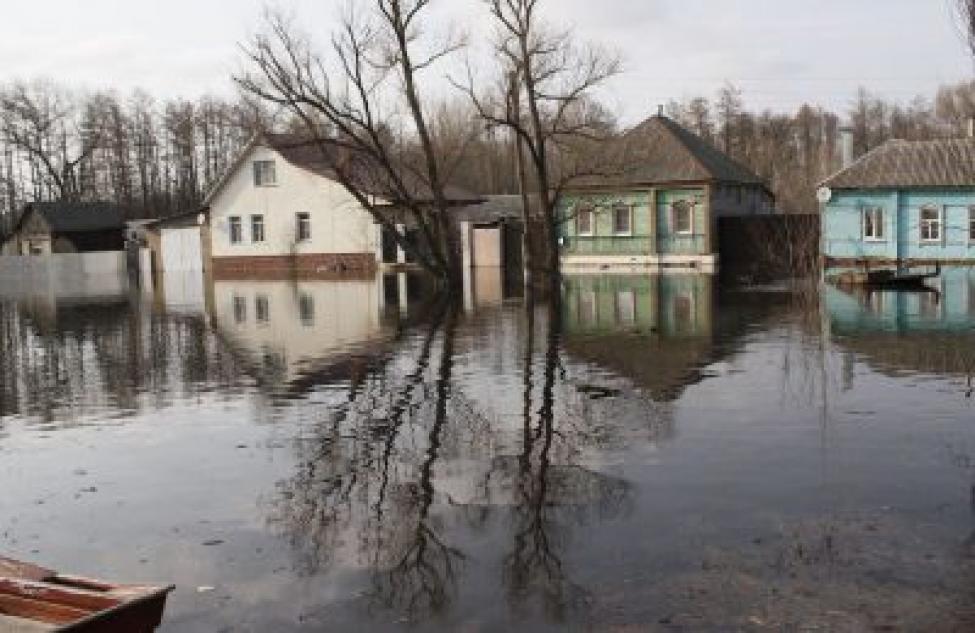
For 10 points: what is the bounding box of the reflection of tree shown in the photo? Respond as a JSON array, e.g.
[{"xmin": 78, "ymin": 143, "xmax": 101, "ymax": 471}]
[
  {"xmin": 369, "ymin": 303, "xmax": 465, "ymax": 616},
  {"xmin": 502, "ymin": 297, "xmax": 631, "ymax": 622},
  {"xmin": 268, "ymin": 298, "xmax": 470, "ymax": 619}
]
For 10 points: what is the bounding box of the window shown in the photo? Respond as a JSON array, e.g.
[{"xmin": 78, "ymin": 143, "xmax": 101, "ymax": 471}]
[
  {"xmin": 251, "ymin": 215, "xmax": 265, "ymax": 243},
  {"xmin": 576, "ymin": 207, "xmax": 594, "ymax": 236},
  {"xmin": 299, "ymin": 293, "xmax": 315, "ymax": 327},
  {"xmin": 296, "ymin": 212, "xmax": 311, "ymax": 242},
  {"xmin": 969, "ymin": 207, "xmax": 975, "ymax": 242},
  {"xmin": 255, "ymin": 294, "xmax": 270, "ymax": 324},
  {"xmin": 920, "ymin": 206, "xmax": 941, "ymax": 242},
  {"xmin": 862, "ymin": 207, "xmax": 885, "ymax": 241},
  {"xmin": 615, "ymin": 290, "xmax": 636, "ymax": 325},
  {"xmin": 229, "ymin": 216, "xmax": 242, "ymax": 244},
  {"xmin": 672, "ymin": 200, "xmax": 693, "ymax": 235},
  {"xmin": 232, "ymin": 295, "xmax": 247, "ymax": 323},
  {"xmin": 612, "ymin": 205, "xmax": 632, "ymax": 235},
  {"xmin": 253, "ymin": 160, "xmax": 276, "ymax": 186}
]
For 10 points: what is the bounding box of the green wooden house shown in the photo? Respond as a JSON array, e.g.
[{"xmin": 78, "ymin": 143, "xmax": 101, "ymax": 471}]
[{"xmin": 559, "ymin": 115, "xmax": 774, "ymax": 272}]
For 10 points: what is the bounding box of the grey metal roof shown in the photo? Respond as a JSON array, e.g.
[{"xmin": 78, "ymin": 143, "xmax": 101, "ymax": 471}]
[
  {"xmin": 823, "ymin": 138, "xmax": 975, "ymax": 189},
  {"xmin": 575, "ymin": 115, "xmax": 767, "ymax": 189},
  {"xmin": 26, "ymin": 202, "xmax": 127, "ymax": 233},
  {"xmin": 452, "ymin": 195, "xmax": 527, "ymax": 224}
]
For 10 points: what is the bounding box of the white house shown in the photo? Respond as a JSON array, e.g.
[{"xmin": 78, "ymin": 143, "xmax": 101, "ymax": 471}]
[{"xmin": 205, "ymin": 134, "xmax": 382, "ymax": 279}]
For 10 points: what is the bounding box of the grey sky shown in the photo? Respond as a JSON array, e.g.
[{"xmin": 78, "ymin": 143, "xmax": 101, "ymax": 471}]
[{"xmin": 0, "ymin": 0, "xmax": 971, "ymax": 124}]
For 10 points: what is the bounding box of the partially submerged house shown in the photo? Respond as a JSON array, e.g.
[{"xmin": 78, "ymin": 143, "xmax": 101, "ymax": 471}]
[
  {"xmin": 201, "ymin": 133, "xmax": 481, "ymax": 279},
  {"xmin": 558, "ymin": 115, "xmax": 774, "ymax": 272},
  {"xmin": 4, "ymin": 202, "xmax": 127, "ymax": 255},
  {"xmin": 820, "ymin": 137, "xmax": 975, "ymax": 265},
  {"xmin": 203, "ymin": 134, "xmax": 383, "ymax": 279}
]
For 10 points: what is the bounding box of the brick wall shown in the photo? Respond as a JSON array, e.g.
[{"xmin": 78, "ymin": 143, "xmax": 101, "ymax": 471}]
[{"xmin": 212, "ymin": 253, "xmax": 377, "ymax": 280}]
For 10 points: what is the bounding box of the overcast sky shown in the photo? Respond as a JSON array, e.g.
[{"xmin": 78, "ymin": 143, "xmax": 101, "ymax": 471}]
[{"xmin": 1, "ymin": 0, "xmax": 971, "ymax": 124}]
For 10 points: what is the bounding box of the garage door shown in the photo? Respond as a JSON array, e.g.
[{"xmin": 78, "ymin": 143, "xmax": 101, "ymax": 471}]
[{"xmin": 160, "ymin": 227, "xmax": 203, "ymax": 273}]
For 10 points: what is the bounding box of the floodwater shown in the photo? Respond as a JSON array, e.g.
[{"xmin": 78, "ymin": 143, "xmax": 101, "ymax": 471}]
[{"xmin": 3, "ymin": 268, "xmax": 975, "ymax": 631}]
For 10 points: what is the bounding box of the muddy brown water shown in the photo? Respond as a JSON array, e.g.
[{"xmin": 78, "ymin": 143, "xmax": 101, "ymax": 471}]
[{"xmin": 3, "ymin": 271, "xmax": 975, "ymax": 631}]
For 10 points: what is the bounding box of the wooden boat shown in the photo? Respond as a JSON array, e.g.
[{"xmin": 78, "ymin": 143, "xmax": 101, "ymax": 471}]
[
  {"xmin": 0, "ymin": 558, "xmax": 173, "ymax": 632},
  {"xmin": 829, "ymin": 264, "xmax": 941, "ymax": 290}
]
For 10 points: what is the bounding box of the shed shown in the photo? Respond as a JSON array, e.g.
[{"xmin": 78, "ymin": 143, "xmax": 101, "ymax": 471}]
[{"xmin": 6, "ymin": 202, "xmax": 127, "ymax": 255}]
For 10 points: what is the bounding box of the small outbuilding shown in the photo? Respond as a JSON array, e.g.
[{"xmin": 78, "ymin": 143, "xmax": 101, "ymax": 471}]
[{"xmin": 5, "ymin": 202, "xmax": 127, "ymax": 255}]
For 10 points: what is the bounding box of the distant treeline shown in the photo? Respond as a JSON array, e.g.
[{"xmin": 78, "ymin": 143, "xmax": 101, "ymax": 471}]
[
  {"xmin": 666, "ymin": 82, "xmax": 975, "ymax": 215},
  {"xmin": 3, "ymin": 78, "xmax": 975, "ymax": 234}
]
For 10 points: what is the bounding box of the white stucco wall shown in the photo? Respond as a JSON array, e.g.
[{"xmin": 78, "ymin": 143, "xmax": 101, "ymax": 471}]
[{"xmin": 209, "ymin": 145, "xmax": 379, "ymax": 259}]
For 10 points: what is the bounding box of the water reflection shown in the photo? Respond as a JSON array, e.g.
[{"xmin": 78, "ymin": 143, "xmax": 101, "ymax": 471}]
[
  {"xmin": 5, "ymin": 269, "xmax": 975, "ymax": 630},
  {"xmin": 826, "ymin": 267, "xmax": 975, "ymax": 381}
]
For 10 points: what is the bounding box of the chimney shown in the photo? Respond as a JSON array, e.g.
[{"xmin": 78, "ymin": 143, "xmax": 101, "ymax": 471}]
[
  {"xmin": 840, "ymin": 126, "xmax": 854, "ymax": 169},
  {"xmin": 657, "ymin": 104, "xmax": 664, "ymax": 117}
]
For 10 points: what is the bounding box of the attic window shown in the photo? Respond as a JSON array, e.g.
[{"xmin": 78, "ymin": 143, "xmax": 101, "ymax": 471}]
[{"xmin": 253, "ymin": 160, "xmax": 277, "ymax": 187}]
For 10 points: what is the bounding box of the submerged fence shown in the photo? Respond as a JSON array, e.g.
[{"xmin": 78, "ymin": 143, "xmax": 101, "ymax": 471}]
[{"xmin": 0, "ymin": 252, "xmax": 130, "ymax": 299}]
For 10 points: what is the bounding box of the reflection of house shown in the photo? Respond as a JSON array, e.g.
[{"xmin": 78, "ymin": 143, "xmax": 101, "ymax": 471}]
[
  {"xmin": 562, "ymin": 274, "xmax": 718, "ymax": 401},
  {"xmin": 558, "ymin": 115, "xmax": 773, "ymax": 271},
  {"xmin": 821, "ymin": 137, "xmax": 975, "ymax": 265},
  {"xmin": 4, "ymin": 202, "xmax": 126, "ymax": 255},
  {"xmin": 826, "ymin": 268, "xmax": 975, "ymax": 334},
  {"xmin": 826, "ymin": 268, "xmax": 975, "ymax": 378},
  {"xmin": 211, "ymin": 279, "xmax": 389, "ymax": 387}
]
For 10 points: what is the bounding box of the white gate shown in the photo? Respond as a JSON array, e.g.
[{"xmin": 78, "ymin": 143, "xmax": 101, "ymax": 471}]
[
  {"xmin": 159, "ymin": 227, "xmax": 205, "ymax": 313},
  {"xmin": 159, "ymin": 227, "xmax": 203, "ymax": 273}
]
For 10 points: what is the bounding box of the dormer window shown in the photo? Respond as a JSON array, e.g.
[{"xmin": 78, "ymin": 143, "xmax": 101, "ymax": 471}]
[{"xmin": 253, "ymin": 160, "xmax": 277, "ymax": 187}]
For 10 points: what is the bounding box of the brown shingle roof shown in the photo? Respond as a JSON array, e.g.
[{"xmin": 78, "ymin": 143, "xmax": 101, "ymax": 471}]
[
  {"xmin": 263, "ymin": 134, "xmax": 478, "ymax": 203},
  {"xmin": 574, "ymin": 115, "xmax": 767, "ymax": 188},
  {"xmin": 823, "ymin": 138, "xmax": 975, "ymax": 189}
]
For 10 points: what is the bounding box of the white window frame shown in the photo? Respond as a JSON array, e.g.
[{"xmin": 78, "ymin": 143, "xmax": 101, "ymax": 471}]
[
  {"xmin": 229, "ymin": 216, "xmax": 242, "ymax": 245},
  {"xmin": 612, "ymin": 204, "xmax": 633, "ymax": 236},
  {"xmin": 576, "ymin": 206, "xmax": 594, "ymax": 237},
  {"xmin": 862, "ymin": 206, "xmax": 885, "ymax": 242},
  {"xmin": 968, "ymin": 207, "xmax": 975, "ymax": 244},
  {"xmin": 672, "ymin": 200, "xmax": 694, "ymax": 236},
  {"xmin": 251, "ymin": 214, "xmax": 265, "ymax": 243},
  {"xmin": 296, "ymin": 212, "xmax": 311, "ymax": 242},
  {"xmin": 919, "ymin": 206, "xmax": 942, "ymax": 244},
  {"xmin": 253, "ymin": 160, "xmax": 277, "ymax": 187}
]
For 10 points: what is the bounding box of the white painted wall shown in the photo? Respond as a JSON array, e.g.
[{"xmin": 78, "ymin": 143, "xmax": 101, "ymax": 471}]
[{"xmin": 209, "ymin": 144, "xmax": 379, "ymax": 259}]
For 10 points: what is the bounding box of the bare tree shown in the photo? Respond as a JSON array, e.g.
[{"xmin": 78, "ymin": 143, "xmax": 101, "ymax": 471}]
[
  {"xmin": 0, "ymin": 81, "xmax": 104, "ymax": 202},
  {"xmin": 959, "ymin": 0, "xmax": 975, "ymax": 58},
  {"xmin": 235, "ymin": 4, "xmax": 468, "ymax": 286},
  {"xmin": 459, "ymin": 0, "xmax": 621, "ymax": 282}
]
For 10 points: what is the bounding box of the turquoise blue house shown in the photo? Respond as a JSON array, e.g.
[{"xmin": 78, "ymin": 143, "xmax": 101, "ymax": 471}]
[
  {"xmin": 558, "ymin": 116, "xmax": 774, "ymax": 272},
  {"xmin": 820, "ymin": 138, "xmax": 975, "ymax": 265}
]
